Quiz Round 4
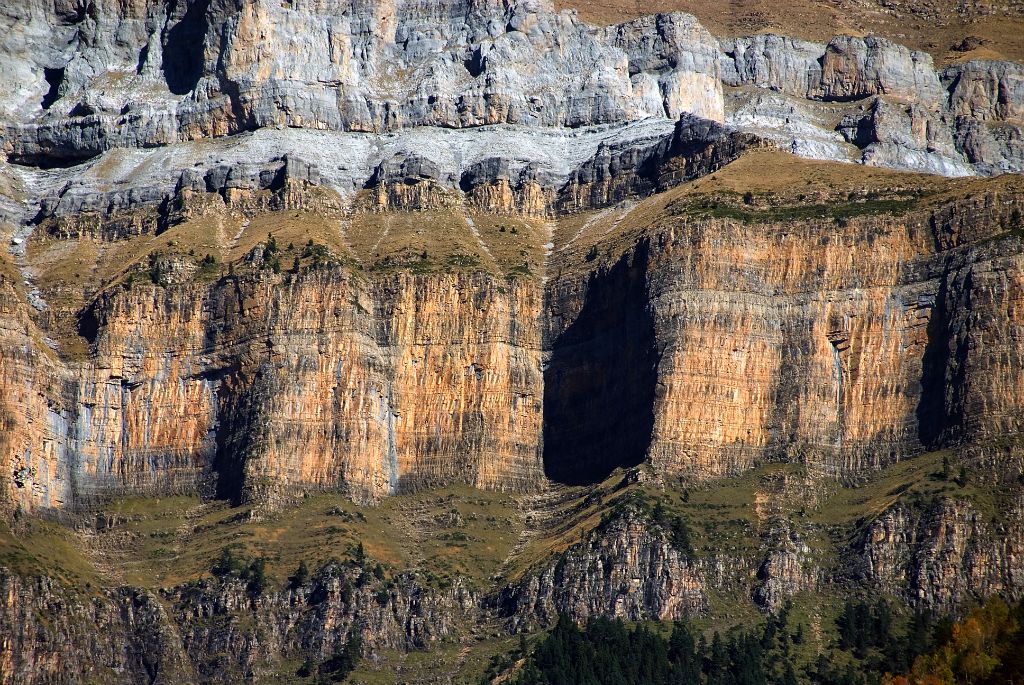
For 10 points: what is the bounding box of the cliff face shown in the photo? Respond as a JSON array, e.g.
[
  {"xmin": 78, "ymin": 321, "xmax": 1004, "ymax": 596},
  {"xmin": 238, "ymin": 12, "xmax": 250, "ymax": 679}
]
[
  {"xmin": 541, "ymin": 181, "xmax": 1024, "ymax": 483},
  {"xmin": 1, "ymin": 1, "xmax": 1024, "ymax": 681},
  {"xmin": 7, "ymin": 265, "xmax": 545, "ymax": 509},
  {"xmin": 5, "ymin": 166, "xmax": 1024, "ymax": 513},
  {"xmin": 0, "ymin": 562, "xmax": 478, "ymax": 685},
  {"xmin": 500, "ymin": 507, "xmax": 708, "ymax": 628},
  {"xmin": 1, "ymin": 0, "xmax": 1022, "ymax": 181},
  {"xmin": 857, "ymin": 495, "xmax": 1024, "ymax": 611}
]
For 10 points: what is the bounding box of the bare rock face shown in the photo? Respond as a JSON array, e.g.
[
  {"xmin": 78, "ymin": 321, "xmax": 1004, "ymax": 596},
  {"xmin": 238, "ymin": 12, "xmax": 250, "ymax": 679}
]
[
  {"xmin": 1, "ymin": 0, "xmax": 1022, "ymax": 178},
  {"xmin": 543, "ymin": 194, "xmax": 1024, "ymax": 482},
  {"xmin": 838, "ymin": 98, "xmax": 973, "ymax": 176},
  {"xmin": 0, "ymin": 0, "xmax": 724, "ymax": 165},
  {"xmin": 753, "ymin": 520, "xmax": 819, "ymax": 612},
  {"xmin": 857, "ymin": 495, "xmax": 1024, "ymax": 610},
  {"xmin": 56, "ymin": 269, "xmax": 544, "ymax": 507},
  {"xmin": 6, "ymin": 176, "xmax": 1024, "ymax": 513},
  {"xmin": 1, "ymin": 2, "xmax": 1024, "ymax": 681},
  {"xmin": 499, "ymin": 507, "xmax": 708, "ymax": 629},
  {"xmin": 815, "ymin": 36, "xmax": 944, "ymax": 104},
  {"xmin": 945, "ymin": 60, "xmax": 1024, "ymax": 123},
  {"xmin": 0, "ymin": 562, "xmax": 477, "ymax": 684}
]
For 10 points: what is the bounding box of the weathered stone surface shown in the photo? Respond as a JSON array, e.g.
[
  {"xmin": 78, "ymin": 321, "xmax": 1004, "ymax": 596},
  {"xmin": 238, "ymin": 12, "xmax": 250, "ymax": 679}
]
[
  {"xmin": 635, "ymin": 196, "xmax": 1024, "ymax": 478},
  {"xmin": 944, "ymin": 60, "xmax": 1024, "ymax": 123},
  {"xmin": 58, "ymin": 269, "xmax": 544, "ymax": 506},
  {"xmin": 721, "ymin": 35, "xmax": 827, "ymax": 98},
  {"xmin": 0, "ymin": 561, "xmax": 477, "ymax": 685},
  {"xmin": 857, "ymin": 495, "xmax": 1024, "ymax": 610},
  {"xmin": 499, "ymin": 507, "xmax": 708, "ymax": 629},
  {"xmin": 6, "ymin": 178, "xmax": 1024, "ymax": 514},
  {"xmin": 1, "ymin": 1, "xmax": 1022, "ymax": 177},
  {"xmin": 838, "ymin": 98, "xmax": 974, "ymax": 176},
  {"xmin": 753, "ymin": 520, "xmax": 819, "ymax": 612},
  {"xmin": 815, "ymin": 36, "xmax": 945, "ymax": 103}
]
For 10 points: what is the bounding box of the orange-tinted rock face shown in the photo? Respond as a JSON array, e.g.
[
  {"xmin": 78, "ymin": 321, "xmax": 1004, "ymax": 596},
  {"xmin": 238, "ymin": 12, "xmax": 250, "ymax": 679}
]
[
  {"xmin": 3, "ymin": 183, "xmax": 1024, "ymax": 513},
  {"xmin": 0, "ymin": 280, "xmax": 73, "ymax": 512},
  {"xmin": 544, "ymin": 190, "xmax": 1024, "ymax": 483},
  {"xmin": 47, "ymin": 269, "xmax": 545, "ymax": 508}
]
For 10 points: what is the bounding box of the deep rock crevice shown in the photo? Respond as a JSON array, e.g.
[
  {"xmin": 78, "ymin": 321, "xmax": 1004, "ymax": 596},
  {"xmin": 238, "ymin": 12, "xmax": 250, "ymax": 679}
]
[{"xmin": 542, "ymin": 240, "xmax": 659, "ymax": 485}]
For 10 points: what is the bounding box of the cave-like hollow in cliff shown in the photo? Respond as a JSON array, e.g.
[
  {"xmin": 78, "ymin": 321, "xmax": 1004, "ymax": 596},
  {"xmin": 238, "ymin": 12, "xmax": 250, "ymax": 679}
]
[{"xmin": 542, "ymin": 240, "xmax": 659, "ymax": 485}]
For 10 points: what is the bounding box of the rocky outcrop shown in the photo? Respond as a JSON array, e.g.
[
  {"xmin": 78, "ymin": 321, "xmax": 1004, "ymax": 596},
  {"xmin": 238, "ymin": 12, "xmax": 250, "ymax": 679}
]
[
  {"xmin": 753, "ymin": 520, "xmax": 819, "ymax": 612},
  {"xmin": 170, "ymin": 564, "xmax": 477, "ymax": 681},
  {"xmin": 857, "ymin": 495, "xmax": 1024, "ymax": 610},
  {"xmin": 557, "ymin": 115, "xmax": 766, "ymax": 212},
  {"xmin": 31, "ymin": 268, "xmax": 544, "ymax": 508},
  {"xmin": 0, "ymin": 0, "xmax": 723, "ymax": 165},
  {"xmin": 533, "ymin": 188, "xmax": 1024, "ymax": 483},
  {"xmin": 1, "ymin": 0, "xmax": 1022, "ymax": 180},
  {"xmin": 499, "ymin": 507, "xmax": 707, "ymax": 629},
  {"xmin": 838, "ymin": 98, "xmax": 973, "ymax": 176},
  {"xmin": 721, "ymin": 37, "xmax": 1024, "ymax": 174},
  {"xmin": 6, "ymin": 179, "xmax": 1024, "ymax": 514},
  {"xmin": 0, "ymin": 572, "xmax": 195, "ymax": 685},
  {"xmin": 0, "ymin": 561, "xmax": 477, "ymax": 685}
]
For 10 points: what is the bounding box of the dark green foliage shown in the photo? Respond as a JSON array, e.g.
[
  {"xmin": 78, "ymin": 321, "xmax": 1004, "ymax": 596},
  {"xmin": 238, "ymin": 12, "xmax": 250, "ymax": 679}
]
[
  {"xmin": 836, "ymin": 598, "xmax": 890, "ymax": 658},
  {"xmin": 211, "ymin": 546, "xmax": 245, "ymax": 578},
  {"xmin": 302, "ymin": 242, "xmax": 332, "ymax": 268},
  {"xmin": 510, "ymin": 614, "xmax": 669, "ymax": 685},
  {"xmin": 262, "ymin": 234, "xmax": 281, "ymax": 273},
  {"xmin": 209, "ymin": 546, "xmax": 269, "ymax": 595},
  {"xmin": 941, "ymin": 455, "xmax": 953, "ymax": 481},
  {"xmin": 247, "ymin": 557, "xmax": 267, "ymax": 595},
  {"xmin": 148, "ymin": 252, "xmax": 165, "ymax": 286},
  {"xmin": 503, "ymin": 598, "xmax": 943, "ymax": 685},
  {"xmin": 289, "ymin": 560, "xmax": 310, "ymax": 589},
  {"xmin": 316, "ymin": 634, "xmax": 362, "ymax": 684}
]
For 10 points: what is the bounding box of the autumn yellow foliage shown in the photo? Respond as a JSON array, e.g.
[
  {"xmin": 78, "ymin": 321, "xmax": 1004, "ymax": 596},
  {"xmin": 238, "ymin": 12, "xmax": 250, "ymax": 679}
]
[{"xmin": 884, "ymin": 598, "xmax": 1023, "ymax": 685}]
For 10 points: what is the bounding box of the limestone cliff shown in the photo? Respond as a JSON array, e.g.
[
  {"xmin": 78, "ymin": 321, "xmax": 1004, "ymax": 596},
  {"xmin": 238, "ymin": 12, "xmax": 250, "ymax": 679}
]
[
  {"xmin": 0, "ymin": 561, "xmax": 477, "ymax": 684},
  {"xmin": 1, "ymin": 0, "xmax": 1022, "ymax": 181},
  {"xmin": 5, "ymin": 154, "xmax": 1024, "ymax": 515},
  {"xmin": 544, "ymin": 173, "xmax": 1024, "ymax": 484},
  {"xmin": 6, "ymin": 266, "xmax": 545, "ymax": 510},
  {"xmin": 0, "ymin": 1, "xmax": 1023, "ymax": 682}
]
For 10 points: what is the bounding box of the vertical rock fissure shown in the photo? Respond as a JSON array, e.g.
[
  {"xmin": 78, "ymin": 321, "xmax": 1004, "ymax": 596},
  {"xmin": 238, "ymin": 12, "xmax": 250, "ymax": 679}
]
[
  {"xmin": 162, "ymin": 0, "xmax": 211, "ymax": 96},
  {"xmin": 917, "ymin": 267, "xmax": 970, "ymax": 449},
  {"xmin": 40, "ymin": 67, "xmax": 65, "ymax": 110},
  {"xmin": 542, "ymin": 240, "xmax": 659, "ymax": 485}
]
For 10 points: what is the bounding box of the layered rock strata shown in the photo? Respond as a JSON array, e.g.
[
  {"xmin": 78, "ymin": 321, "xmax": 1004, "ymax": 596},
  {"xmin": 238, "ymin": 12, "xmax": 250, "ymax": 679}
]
[
  {"xmin": 0, "ymin": 562, "xmax": 477, "ymax": 684},
  {"xmin": 3, "ymin": 266, "xmax": 545, "ymax": 510},
  {"xmin": 4, "ymin": 178, "xmax": 1023, "ymax": 514},
  {"xmin": 857, "ymin": 494, "xmax": 1024, "ymax": 610},
  {"xmin": 0, "ymin": 0, "xmax": 1022, "ymax": 182},
  {"xmin": 543, "ymin": 189, "xmax": 1024, "ymax": 482}
]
